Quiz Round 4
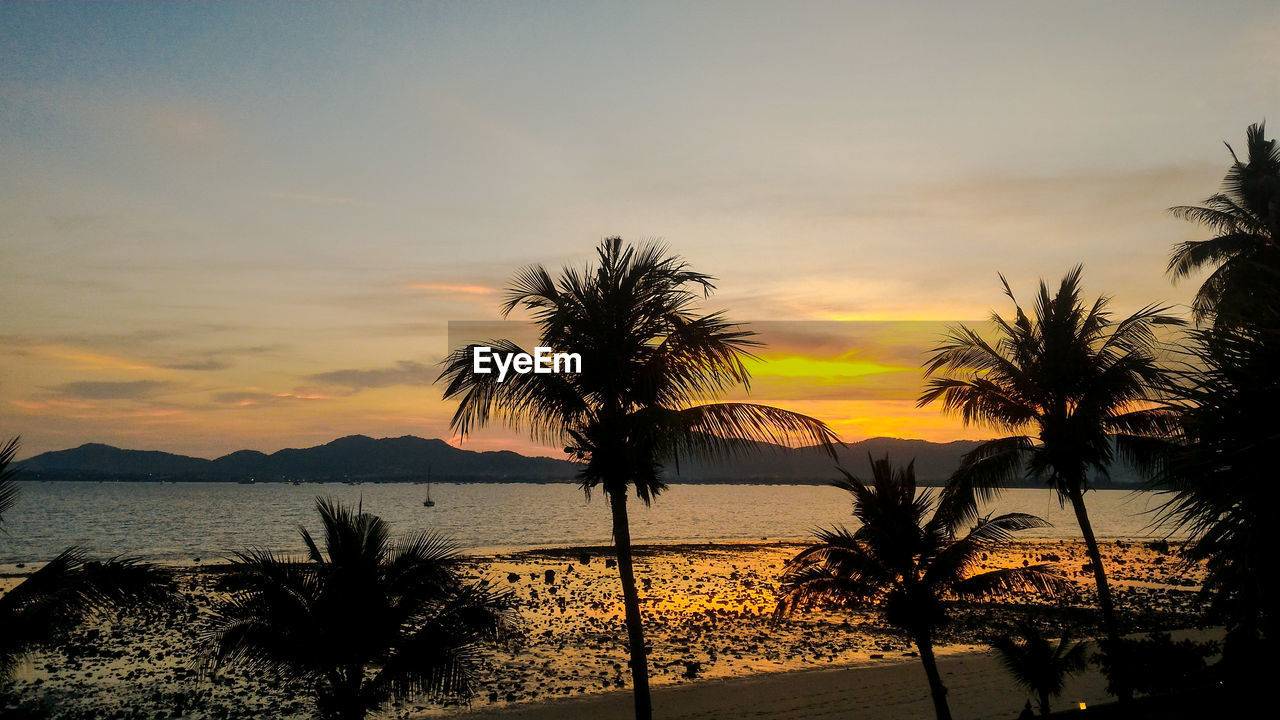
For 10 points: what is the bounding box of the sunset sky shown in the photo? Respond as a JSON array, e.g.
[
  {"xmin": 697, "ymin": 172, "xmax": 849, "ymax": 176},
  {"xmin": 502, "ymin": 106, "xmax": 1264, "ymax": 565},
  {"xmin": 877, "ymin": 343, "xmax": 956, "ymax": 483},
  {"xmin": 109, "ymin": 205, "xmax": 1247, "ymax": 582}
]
[{"xmin": 2, "ymin": 2, "xmax": 1277, "ymax": 459}]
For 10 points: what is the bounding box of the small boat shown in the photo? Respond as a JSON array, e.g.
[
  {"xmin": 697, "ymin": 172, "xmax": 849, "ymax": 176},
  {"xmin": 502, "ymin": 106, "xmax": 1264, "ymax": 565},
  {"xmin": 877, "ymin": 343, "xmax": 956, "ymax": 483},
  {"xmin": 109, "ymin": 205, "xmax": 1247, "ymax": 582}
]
[{"xmin": 423, "ymin": 464, "xmax": 435, "ymax": 507}]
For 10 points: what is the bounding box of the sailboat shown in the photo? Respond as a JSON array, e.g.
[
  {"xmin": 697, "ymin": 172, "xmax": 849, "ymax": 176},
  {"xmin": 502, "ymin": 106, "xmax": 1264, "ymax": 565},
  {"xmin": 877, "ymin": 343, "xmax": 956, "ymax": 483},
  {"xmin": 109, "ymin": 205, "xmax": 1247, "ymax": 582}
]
[{"xmin": 423, "ymin": 464, "xmax": 435, "ymax": 507}]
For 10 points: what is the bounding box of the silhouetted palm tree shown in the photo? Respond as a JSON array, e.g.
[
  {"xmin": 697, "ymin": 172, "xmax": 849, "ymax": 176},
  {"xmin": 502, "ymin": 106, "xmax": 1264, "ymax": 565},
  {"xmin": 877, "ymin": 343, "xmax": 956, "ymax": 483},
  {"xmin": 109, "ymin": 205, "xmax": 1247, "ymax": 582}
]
[
  {"xmin": 1153, "ymin": 306, "xmax": 1280, "ymax": 688},
  {"xmin": 1156, "ymin": 127, "xmax": 1280, "ymax": 691},
  {"xmin": 204, "ymin": 497, "xmax": 515, "ymax": 720},
  {"xmin": 776, "ymin": 456, "xmax": 1064, "ymax": 720},
  {"xmin": 0, "ymin": 436, "xmax": 174, "ymax": 685},
  {"xmin": 990, "ymin": 622, "xmax": 1089, "ymax": 716},
  {"xmin": 439, "ymin": 238, "xmax": 839, "ymax": 720},
  {"xmin": 917, "ymin": 267, "xmax": 1180, "ymax": 689},
  {"xmin": 1169, "ymin": 122, "xmax": 1280, "ymax": 325}
]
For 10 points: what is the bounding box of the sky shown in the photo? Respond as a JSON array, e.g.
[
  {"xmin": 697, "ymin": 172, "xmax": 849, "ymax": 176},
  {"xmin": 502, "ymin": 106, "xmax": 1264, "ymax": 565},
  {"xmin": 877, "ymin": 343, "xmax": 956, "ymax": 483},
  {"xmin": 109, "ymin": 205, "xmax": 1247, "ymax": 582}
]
[{"xmin": 2, "ymin": 2, "xmax": 1277, "ymax": 459}]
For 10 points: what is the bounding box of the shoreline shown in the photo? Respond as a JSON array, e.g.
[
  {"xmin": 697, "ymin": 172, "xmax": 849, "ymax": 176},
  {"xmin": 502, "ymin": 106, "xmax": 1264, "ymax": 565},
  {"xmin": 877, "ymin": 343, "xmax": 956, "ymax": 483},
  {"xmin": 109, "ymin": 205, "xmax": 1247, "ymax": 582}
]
[{"xmin": 0, "ymin": 534, "xmax": 1188, "ymax": 578}]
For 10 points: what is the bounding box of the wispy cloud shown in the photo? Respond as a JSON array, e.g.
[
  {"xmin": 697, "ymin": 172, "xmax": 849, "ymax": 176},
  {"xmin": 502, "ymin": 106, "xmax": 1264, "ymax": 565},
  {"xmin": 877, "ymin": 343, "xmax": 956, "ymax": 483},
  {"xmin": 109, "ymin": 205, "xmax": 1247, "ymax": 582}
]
[
  {"xmin": 403, "ymin": 282, "xmax": 496, "ymax": 295},
  {"xmin": 163, "ymin": 359, "xmax": 232, "ymax": 371},
  {"xmin": 212, "ymin": 390, "xmax": 333, "ymax": 407},
  {"xmin": 307, "ymin": 361, "xmax": 437, "ymax": 391},
  {"xmin": 36, "ymin": 345, "xmax": 155, "ymax": 371},
  {"xmin": 53, "ymin": 380, "xmax": 173, "ymax": 400}
]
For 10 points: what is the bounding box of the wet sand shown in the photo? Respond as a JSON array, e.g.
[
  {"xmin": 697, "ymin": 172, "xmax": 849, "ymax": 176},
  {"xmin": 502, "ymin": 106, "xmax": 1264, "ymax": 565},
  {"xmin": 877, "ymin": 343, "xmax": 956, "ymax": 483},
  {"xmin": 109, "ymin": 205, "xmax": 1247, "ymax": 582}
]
[
  {"xmin": 1, "ymin": 539, "xmax": 1207, "ymax": 719},
  {"xmin": 458, "ymin": 626, "xmax": 1221, "ymax": 720}
]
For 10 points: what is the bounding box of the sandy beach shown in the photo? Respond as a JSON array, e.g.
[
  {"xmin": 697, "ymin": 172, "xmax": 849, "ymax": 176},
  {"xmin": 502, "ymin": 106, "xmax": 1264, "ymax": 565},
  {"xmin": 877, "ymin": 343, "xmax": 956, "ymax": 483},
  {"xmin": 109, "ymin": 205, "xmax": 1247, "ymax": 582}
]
[
  {"xmin": 1, "ymin": 539, "xmax": 1207, "ymax": 719},
  {"xmin": 456, "ymin": 632, "xmax": 1220, "ymax": 720}
]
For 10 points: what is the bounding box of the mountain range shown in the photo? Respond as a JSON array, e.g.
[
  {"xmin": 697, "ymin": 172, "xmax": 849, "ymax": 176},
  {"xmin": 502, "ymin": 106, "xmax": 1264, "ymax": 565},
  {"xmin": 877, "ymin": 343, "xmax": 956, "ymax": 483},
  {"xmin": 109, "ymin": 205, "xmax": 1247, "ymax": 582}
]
[{"xmin": 14, "ymin": 435, "xmax": 1143, "ymax": 487}]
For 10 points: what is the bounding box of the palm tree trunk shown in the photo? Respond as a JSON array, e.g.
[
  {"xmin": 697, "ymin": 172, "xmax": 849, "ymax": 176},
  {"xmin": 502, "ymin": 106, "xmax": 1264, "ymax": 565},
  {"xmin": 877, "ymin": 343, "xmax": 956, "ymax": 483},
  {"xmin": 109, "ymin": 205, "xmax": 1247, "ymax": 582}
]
[
  {"xmin": 342, "ymin": 665, "xmax": 367, "ymax": 720},
  {"xmin": 914, "ymin": 632, "xmax": 953, "ymax": 720},
  {"xmin": 1038, "ymin": 689, "xmax": 1050, "ymax": 716},
  {"xmin": 1064, "ymin": 485, "xmax": 1130, "ymax": 702},
  {"xmin": 608, "ymin": 488, "xmax": 652, "ymax": 720}
]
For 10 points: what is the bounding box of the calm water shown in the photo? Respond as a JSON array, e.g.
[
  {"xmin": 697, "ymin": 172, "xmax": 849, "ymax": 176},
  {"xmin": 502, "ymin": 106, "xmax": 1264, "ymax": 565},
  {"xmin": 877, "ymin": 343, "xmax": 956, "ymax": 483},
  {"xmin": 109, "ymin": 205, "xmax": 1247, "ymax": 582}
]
[{"xmin": 0, "ymin": 481, "xmax": 1178, "ymax": 567}]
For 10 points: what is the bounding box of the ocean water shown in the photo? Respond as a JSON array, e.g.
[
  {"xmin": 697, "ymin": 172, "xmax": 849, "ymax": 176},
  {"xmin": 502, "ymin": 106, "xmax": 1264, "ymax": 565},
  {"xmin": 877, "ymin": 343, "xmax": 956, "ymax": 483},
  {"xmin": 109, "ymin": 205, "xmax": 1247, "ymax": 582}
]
[{"xmin": 0, "ymin": 481, "xmax": 1180, "ymax": 567}]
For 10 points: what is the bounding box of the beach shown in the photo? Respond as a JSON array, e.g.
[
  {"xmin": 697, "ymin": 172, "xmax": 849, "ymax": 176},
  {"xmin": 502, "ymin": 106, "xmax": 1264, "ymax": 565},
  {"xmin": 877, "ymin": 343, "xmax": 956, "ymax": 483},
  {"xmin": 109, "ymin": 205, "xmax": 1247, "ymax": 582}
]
[{"xmin": 1, "ymin": 538, "xmax": 1206, "ymax": 719}]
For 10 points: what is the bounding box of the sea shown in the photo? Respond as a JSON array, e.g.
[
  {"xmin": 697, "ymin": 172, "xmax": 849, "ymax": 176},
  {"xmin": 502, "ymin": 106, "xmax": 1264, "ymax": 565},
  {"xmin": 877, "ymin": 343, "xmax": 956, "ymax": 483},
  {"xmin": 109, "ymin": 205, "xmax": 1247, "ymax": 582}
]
[{"xmin": 0, "ymin": 481, "xmax": 1181, "ymax": 568}]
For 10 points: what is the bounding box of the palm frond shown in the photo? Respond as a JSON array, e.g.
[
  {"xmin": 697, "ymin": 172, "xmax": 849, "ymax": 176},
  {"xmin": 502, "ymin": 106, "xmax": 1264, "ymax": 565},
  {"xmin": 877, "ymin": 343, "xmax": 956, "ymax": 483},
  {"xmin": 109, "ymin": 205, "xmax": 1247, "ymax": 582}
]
[
  {"xmin": 203, "ymin": 498, "xmax": 511, "ymax": 715},
  {"xmin": 990, "ymin": 623, "xmax": 1090, "ymax": 702},
  {"xmin": 926, "ymin": 513, "xmax": 1052, "ymax": 587},
  {"xmin": 437, "ymin": 340, "xmax": 587, "ymax": 444},
  {"xmin": 646, "ymin": 402, "xmax": 839, "ymax": 464},
  {"xmin": 638, "ymin": 311, "xmax": 760, "ymax": 406},
  {"xmin": 776, "ymin": 529, "xmax": 889, "ymax": 617},
  {"xmin": 932, "ymin": 436, "xmax": 1033, "ymax": 530},
  {"xmin": 0, "ymin": 548, "xmax": 174, "ymax": 682},
  {"xmin": 778, "ymin": 456, "xmax": 1058, "ymax": 642},
  {"xmin": 371, "ymin": 579, "xmax": 518, "ymax": 704},
  {"xmin": 0, "ymin": 435, "xmax": 19, "ymax": 528},
  {"xmin": 950, "ymin": 564, "xmax": 1066, "ymax": 598}
]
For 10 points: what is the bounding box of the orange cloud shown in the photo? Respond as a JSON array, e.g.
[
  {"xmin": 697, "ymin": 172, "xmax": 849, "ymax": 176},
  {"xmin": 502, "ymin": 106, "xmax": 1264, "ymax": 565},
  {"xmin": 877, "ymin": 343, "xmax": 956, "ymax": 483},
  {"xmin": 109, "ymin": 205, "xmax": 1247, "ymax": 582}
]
[
  {"xmin": 34, "ymin": 344, "xmax": 156, "ymax": 371},
  {"xmin": 212, "ymin": 390, "xmax": 335, "ymax": 407},
  {"xmin": 403, "ymin": 282, "xmax": 496, "ymax": 295}
]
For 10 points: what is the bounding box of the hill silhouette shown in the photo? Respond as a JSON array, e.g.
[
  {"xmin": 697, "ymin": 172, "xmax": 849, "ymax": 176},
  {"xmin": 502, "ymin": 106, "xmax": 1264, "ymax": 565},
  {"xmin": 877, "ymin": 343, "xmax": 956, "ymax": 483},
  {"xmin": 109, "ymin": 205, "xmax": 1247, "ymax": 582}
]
[{"xmin": 15, "ymin": 434, "xmax": 1144, "ymax": 487}]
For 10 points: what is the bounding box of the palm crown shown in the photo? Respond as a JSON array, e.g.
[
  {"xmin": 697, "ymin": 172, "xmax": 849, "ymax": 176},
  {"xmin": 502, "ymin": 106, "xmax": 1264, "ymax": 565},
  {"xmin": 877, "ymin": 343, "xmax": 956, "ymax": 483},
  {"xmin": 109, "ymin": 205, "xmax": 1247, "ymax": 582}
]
[
  {"xmin": 990, "ymin": 622, "xmax": 1090, "ymax": 717},
  {"xmin": 204, "ymin": 497, "xmax": 515, "ymax": 720},
  {"xmin": 440, "ymin": 238, "xmax": 838, "ymax": 501},
  {"xmin": 917, "ymin": 266, "xmax": 1181, "ymax": 522},
  {"xmin": 1169, "ymin": 122, "xmax": 1280, "ymax": 324},
  {"xmin": 777, "ymin": 456, "xmax": 1062, "ymax": 633}
]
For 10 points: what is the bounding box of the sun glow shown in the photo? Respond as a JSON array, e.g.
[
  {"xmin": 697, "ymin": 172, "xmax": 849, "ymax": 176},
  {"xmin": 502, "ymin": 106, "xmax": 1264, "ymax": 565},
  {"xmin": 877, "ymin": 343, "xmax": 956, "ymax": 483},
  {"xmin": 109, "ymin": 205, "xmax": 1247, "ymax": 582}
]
[{"xmin": 744, "ymin": 353, "xmax": 907, "ymax": 381}]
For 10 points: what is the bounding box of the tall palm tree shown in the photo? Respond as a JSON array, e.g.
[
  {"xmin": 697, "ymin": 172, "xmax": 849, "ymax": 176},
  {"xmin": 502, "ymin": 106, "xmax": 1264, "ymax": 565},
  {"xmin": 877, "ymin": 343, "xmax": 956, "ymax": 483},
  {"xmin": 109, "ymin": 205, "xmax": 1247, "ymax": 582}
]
[
  {"xmin": 1153, "ymin": 305, "xmax": 1280, "ymax": 688},
  {"xmin": 439, "ymin": 238, "xmax": 839, "ymax": 720},
  {"xmin": 1, "ymin": 436, "xmax": 174, "ymax": 685},
  {"xmin": 776, "ymin": 456, "xmax": 1064, "ymax": 720},
  {"xmin": 1168, "ymin": 122, "xmax": 1280, "ymax": 325},
  {"xmin": 1157, "ymin": 125, "xmax": 1280, "ymax": 692},
  {"xmin": 917, "ymin": 267, "xmax": 1181, "ymax": 686},
  {"xmin": 204, "ymin": 497, "xmax": 515, "ymax": 720},
  {"xmin": 990, "ymin": 622, "xmax": 1089, "ymax": 716}
]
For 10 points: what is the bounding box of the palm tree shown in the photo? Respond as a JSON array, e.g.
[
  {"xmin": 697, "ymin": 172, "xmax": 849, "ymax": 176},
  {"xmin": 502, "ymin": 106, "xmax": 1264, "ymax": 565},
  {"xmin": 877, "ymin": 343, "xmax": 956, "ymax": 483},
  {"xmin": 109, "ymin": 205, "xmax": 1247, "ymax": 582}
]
[
  {"xmin": 1157, "ymin": 125, "xmax": 1280, "ymax": 691},
  {"xmin": 990, "ymin": 622, "xmax": 1089, "ymax": 716},
  {"xmin": 1, "ymin": 436, "xmax": 174, "ymax": 685},
  {"xmin": 917, "ymin": 267, "xmax": 1181, "ymax": 688},
  {"xmin": 439, "ymin": 238, "xmax": 839, "ymax": 720},
  {"xmin": 776, "ymin": 456, "xmax": 1064, "ymax": 720},
  {"xmin": 1168, "ymin": 122, "xmax": 1280, "ymax": 325},
  {"xmin": 204, "ymin": 497, "xmax": 515, "ymax": 720},
  {"xmin": 1153, "ymin": 305, "xmax": 1280, "ymax": 688}
]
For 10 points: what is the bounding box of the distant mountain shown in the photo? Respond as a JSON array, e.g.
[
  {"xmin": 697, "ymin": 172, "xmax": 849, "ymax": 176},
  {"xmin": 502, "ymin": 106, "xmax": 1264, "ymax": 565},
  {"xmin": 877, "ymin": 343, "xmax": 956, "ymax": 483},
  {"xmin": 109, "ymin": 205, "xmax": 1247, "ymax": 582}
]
[
  {"xmin": 17, "ymin": 443, "xmax": 212, "ymax": 477},
  {"xmin": 18, "ymin": 435, "xmax": 579, "ymax": 483},
  {"xmin": 14, "ymin": 434, "xmax": 1144, "ymax": 487}
]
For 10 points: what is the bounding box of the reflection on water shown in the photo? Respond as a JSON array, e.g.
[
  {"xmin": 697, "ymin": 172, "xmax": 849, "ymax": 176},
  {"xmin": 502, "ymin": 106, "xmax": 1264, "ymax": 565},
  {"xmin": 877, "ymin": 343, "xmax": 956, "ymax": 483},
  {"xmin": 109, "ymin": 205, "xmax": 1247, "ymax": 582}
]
[{"xmin": 0, "ymin": 481, "xmax": 1177, "ymax": 566}]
